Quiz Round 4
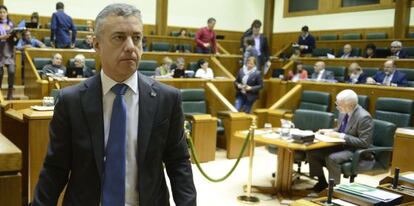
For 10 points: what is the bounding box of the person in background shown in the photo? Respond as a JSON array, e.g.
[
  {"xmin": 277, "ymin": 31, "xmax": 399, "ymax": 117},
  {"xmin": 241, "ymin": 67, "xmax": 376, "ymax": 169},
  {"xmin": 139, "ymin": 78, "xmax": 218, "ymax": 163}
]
[
  {"xmin": 250, "ymin": 22, "xmax": 271, "ymax": 71},
  {"xmin": 72, "ymin": 54, "xmax": 94, "ymax": 78},
  {"xmin": 86, "ymin": 20, "xmax": 94, "ymax": 32},
  {"xmin": 178, "ymin": 28, "xmax": 188, "ymax": 37},
  {"xmin": 240, "ymin": 19, "xmax": 261, "ymax": 53},
  {"xmin": 311, "ymin": 61, "xmax": 334, "ymax": 81},
  {"xmin": 50, "ymin": 2, "xmax": 77, "ymax": 48},
  {"xmin": 78, "ymin": 34, "xmax": 93, "ymax": 49},
  {"xmin": 16, "ymin": 29, "xmax": 46, "ymax": 50},
  {"xmin": 340, "ymin": 44, "xmax": 354, "ymax": 58},
  {"xmin": 195, "ymin": 59, "xmax": 214, "ymax": 79},
  {"xmin": 364, "ymin": 43, "xmax": 376, "ymax": 58},
  {"xmin": 308, "ymin": 89, "xmax": 373, "ymax": 192},
  {"xmin": 0, "ymin": 5, "xmax": 17, "ymax": 99},
  {"xmin": 173, "ymin": 57, "xmax": 186, "ymax": 78},
  {"xmin": 195, "ymin": 17, "xmax": 218, "ymax": 54},
  {"xmin": 389, "ymin": 40, "xmax": 408, "ymax": 59},
  {"xmin": 289, "ymin": 47, "xmax": 301, "ymax": 61},
  {"xmin": 243, "ymin": 37, "xmax": 258, "ymax": 66},
  {"xmin": 30, "ymin": 12, "xmax": 40, "ymax": 28},
  {"xmin": 42, "ymin": 53, "xmax": 66, "ymax": 77},
  {"xmin": 288, "ymin": 61, "xmax": 308, "ymax": 82},
  {"xmin": 155, "ymin": 56, "xmax": 173, "ymax": 78},
  {"xmin": 366, "ymin": 59, "xmax": 408, "ymax": 87},
  {"xmin": 298, "ymin": 25, "xmax": 316, "ymax": 56},
  {"xmin": 234, "ymin": 56, "xmax": 263, "ymax": 113},
  {"xmin": 347, "ymin": 62, "xmax": 367, "ymax": 84}
]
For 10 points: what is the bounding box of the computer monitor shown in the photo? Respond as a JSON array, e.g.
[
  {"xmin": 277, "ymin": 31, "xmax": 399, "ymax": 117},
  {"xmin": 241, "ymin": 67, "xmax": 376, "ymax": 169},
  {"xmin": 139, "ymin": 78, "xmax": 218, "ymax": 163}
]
[{"xmin": 66, "ymin": 67, "xmax": 84, "ymax": 78}]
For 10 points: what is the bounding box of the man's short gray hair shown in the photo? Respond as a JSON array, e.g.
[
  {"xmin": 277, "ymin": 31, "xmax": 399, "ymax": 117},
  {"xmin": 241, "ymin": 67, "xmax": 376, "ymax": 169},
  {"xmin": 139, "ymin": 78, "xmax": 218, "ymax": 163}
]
[
  {"xmin": 94, "ymin": 3, "xmax": 142, "ymax": 38},
  {"xmin": 336, "ymin": 89, "xmax": 358, "ymax": 106},
  {"xmin": 391, "ymin": 41, "xmax": 402, "ymax": 47}
]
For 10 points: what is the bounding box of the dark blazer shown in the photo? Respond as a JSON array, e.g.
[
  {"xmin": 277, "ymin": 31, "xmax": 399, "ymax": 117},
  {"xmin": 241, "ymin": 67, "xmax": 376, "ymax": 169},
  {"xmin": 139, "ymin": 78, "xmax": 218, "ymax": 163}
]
[
  {"xmin": 234, "ymin": 68, "xmax": 263, "ymax": 102},
  {"xmin": 372, "ymin": 70, "xmax": 408, "ymax": 87},
  {"xmin": 347, "ymin": 72, "xmax": 368, "ymax": 84},
  {"xmin": 32, "ymin": 73, "xmax": 196, "ymax": 206},
  {"xmin": 298, "ymin": 34, "xmax": 316, "ymax": 54},
  {"xmin": 256, "ymin": 34, "xmax": 270, "ymax": 64},
  {"xmin": 396, "ymin": 50, "xmax": 409, "ymax": 59}
]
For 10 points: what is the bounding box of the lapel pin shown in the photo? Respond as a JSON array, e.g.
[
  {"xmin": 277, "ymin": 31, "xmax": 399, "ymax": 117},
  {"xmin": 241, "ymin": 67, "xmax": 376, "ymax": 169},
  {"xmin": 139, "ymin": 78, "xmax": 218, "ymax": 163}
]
[{"xmin": 150, "ymin": 91, "xmax": 157, "ymax": 97}]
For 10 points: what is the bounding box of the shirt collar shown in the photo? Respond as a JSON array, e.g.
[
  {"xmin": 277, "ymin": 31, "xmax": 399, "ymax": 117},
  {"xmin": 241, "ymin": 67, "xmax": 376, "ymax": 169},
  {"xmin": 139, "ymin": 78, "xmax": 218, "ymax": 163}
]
[{"xmin": 101, "ymin": 69, "xmax": 138, "ymax": 95}]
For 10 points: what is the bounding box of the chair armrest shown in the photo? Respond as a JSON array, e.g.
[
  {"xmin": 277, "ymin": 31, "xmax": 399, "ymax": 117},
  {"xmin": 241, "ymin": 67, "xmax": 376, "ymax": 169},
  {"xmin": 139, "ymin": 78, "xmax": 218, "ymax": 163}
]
[{"xmin": 351, "ymin": 147, "xmax": 393, "ymax": 173}]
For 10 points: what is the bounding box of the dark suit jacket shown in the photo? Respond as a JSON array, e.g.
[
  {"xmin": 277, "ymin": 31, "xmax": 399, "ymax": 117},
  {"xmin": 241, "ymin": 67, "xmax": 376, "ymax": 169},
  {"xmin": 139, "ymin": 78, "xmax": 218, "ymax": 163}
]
[
  {"xmin": 396, "ymin": 50, "xmax": 408, "ymax": 59},
  {"xmin": 298, "ymin": 34, "xmax": 316, "ymax": 54},
  {"xmin": 347, "ymin": 72, "xmax": 368, "ymax": 84},
  {"xmin": 336, "ymin": 105, "xmax": 373, "ymax": 149},
  {"xmin": 32, "ymin": 73, "xmax": 196, "ymax": 206},
  {"xmin": 234, "ymin": 68, "xmax": 263, "ymax": 102},
  {"xmin": 372, "ymin": 70, "xmax": 408, "ymax": 87}
]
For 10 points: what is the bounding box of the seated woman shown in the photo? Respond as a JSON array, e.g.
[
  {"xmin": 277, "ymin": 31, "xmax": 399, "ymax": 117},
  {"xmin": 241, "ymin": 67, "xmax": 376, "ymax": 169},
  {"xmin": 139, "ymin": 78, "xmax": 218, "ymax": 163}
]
[
  {"xmin": 155, "ymin": 56, "xmax": 173, "ymax": 78},
  {"xmin": 195, "ymin": 59, "xmax": 214, "ymax": 79},
  {"xmin": 347, "ymin": 62, "xmax": 367, "ymax": 84},
  {"xmin": 42, "ymin": 53, "xmax": 66, "ymax": 77},
  {"xmin": 234, "ymin": 57, "xmax": 263, "ymax": 113},
  {"xmin": 172, "ymin": 57, "xmax": 186, "ymax": 78},
  {"xmin": 71, "ymin": 54, "xmax": 95, "ymax": 78},
  {"xmin": 178, "ymin": 28, "xmax": 188, "ymax": 38},
  {"xmin": 287, "ymin": 61, "xmax": 308, "ymax": 82},
  {"xmin": 364, "ymin": 44, "xmax": 376, "ymax": 58}
]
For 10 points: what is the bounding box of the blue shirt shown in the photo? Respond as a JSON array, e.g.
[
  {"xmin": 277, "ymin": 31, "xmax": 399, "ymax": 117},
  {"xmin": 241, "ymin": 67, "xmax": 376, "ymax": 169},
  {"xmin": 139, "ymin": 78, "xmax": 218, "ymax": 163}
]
[
  {"xmin": 50, "ymin": 10, "xmax": 77, "ymax": 48},
  {"xmin": 16, "ymin": 38, "xmax": 44, "ymax": 50}
]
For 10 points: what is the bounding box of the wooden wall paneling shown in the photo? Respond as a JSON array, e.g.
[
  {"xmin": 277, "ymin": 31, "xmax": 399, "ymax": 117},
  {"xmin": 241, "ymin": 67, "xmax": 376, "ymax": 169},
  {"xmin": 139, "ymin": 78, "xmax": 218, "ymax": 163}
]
[
  {"xmin": 215, "ymin": 55, "xmax": 242, "ymax": 77},
  {"xmin": 391, "ymin": 128, "xmax": 414, "ymax": 173},
  {"xmin": 29, "ymin": 29, "xmax": 93, "ymax": 42},
  {"xmin": 264, "ymin": 0, "xmax": 275, "ymax": 50},
  {"xmin": 394, "ymin": 0, "xmax": 412, "ymax": 39},
  {"xmin": 217, "ymin": 40, "xmax": 241, "ymax": 55},
  {"xmin": 155, "ymin": 0, "xmax": 168, "ymax": 36}
]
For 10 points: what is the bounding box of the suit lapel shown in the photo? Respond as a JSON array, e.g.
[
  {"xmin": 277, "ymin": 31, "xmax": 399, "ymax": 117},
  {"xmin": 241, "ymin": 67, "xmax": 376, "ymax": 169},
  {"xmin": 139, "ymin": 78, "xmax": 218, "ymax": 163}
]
[
  {"xmin": 80, "ymin": 75, "xmax": 105, "ymax": 182},
  {"xmin": 137, "ymin": 73, "xmax": 158, "ymax": 164},
  {"xmin": 345, "ymin": 105, "xmax": 359, "ymax": 133}
]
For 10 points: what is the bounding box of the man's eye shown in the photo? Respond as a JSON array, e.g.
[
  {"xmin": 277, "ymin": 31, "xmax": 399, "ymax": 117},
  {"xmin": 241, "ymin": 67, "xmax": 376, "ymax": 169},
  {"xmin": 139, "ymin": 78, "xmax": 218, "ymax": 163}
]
[{"xmin": 113, "ymin": 36, "xmax": 125, "ymax": 41}]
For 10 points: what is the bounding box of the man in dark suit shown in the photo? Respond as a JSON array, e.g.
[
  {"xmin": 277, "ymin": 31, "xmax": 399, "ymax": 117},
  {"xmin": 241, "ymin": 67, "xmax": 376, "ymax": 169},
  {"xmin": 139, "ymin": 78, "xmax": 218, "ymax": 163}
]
[
  {"xmin": 308, "ymin": 89, "xmax": 373, "ymax": 192},
  {"xmin": 390, "ymin": 40, "xmax": 408, "ymax": 59},
  {"xmin": 298, "ymin": 25, "xmax": 316, "ymax": 56},
  {"xmin": 242, "ymin": 22, "xmax": 270, "ymax": 72},
  {"xmin": 339, "ymin": 44, "xmax": 354, "ymax": 59},
  {"xmin": 32, "ymin": 3, "xmax": 196, "ymax": 206},
  {"xmin": 310, "ymin": 61, "xmax": 335, "ymax": 81},
  {"xmin": 366, "ymin": 59, "xmax": 408, "ymax": 87},
  {"xmin": 347, "ymin": 62, "xmax": 367, "ymax": 84}
]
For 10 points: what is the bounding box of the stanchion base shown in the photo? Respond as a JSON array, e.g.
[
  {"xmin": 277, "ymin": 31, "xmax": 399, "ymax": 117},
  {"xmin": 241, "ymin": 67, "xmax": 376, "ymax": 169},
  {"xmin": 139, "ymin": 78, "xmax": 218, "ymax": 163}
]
[{"xmin": 237, "ymin": 195, "xmax": 260, "ymax": 204}]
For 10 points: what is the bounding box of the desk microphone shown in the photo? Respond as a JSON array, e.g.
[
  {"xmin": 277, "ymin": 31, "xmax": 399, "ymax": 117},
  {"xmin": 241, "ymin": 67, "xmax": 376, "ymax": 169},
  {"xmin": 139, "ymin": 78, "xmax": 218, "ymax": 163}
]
[
  {"xmin": 326, "ymin": 178, "xmax": 334, "ymax": 205},
  {"xmin": 393, "ymin": 167, "xmax": 400, "ymax": 189}
]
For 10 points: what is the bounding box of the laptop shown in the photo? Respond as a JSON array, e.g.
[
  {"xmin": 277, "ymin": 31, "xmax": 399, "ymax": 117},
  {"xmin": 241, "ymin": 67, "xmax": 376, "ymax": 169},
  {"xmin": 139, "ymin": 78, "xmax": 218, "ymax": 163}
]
[{"xmin": 66, "ymin": 67, "xmax": 84, "ymax": 78}]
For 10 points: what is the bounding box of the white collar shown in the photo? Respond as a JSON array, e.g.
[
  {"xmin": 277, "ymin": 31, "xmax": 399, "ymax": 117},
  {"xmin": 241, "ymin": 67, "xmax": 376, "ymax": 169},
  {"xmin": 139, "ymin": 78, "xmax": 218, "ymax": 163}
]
[{"xmin": 101, "ymin": 69, "xmax": 138, "ymax": 95}]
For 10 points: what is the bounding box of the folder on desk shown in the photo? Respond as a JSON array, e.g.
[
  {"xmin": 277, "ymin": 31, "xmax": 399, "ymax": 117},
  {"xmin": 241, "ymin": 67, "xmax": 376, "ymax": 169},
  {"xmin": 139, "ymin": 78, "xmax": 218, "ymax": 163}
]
[{"xmin": 335, "ymin": 183, "xmax": 403, "ymax": 206}]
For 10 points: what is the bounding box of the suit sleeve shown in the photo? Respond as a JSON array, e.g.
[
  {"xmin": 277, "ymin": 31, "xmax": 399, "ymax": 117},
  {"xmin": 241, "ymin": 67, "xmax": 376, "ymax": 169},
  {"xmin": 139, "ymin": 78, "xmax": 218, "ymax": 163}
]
[
  {"xmin": 32, "ymin": 91, "xmax": 72, "ymax": 206},
  {"xmin": 261, "ymin": 36, "xmax": 270, "ymax": 62},
  {"xmin": 163, "ymin": 90, "xmax": 197, "ymax": 206},
  {"xmin": 397, "ymin": 73, "xmax": 408, "ymax": 87},
  {"xmin": 50, "ymin": 13, "xmax": 57, "ymax": 42},
  {"xmin": 344, "ymin": 115, "xmax": 373, "ymax": 149},
  {"xmin": 248, "ymin": 72, "xmax": 263, "ymax": 93},
  {"xmin": 70, "ymin": 18, "xmax": 77, "ymax": 45}
]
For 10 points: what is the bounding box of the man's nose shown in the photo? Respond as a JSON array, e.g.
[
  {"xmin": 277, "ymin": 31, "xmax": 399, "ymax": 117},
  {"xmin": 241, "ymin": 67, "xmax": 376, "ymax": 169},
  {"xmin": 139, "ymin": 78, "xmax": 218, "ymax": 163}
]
[{"xmin": 124, "ymin": 36, "xmax": 135, "ymax": 52}]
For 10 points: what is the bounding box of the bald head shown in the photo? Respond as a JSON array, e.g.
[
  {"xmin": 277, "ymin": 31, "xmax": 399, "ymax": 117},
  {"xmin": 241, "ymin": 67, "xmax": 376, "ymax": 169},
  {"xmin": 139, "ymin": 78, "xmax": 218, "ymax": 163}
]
[
  {"xmin": 314, "ymin": 61, "xmax": 325, "ymax": 73},
  {"xmin": 343, "ymin": 44, "xmax": 352, "ymax": 55},
  {"xmin": 383, "ymin": 60, "xmax": 396, "ymax": 75}
]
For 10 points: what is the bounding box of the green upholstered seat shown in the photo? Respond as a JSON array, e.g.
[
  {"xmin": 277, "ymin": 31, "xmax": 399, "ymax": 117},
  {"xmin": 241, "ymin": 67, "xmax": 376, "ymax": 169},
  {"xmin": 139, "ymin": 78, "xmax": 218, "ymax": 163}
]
[
  {"xmin": 409, "ymin": 32, "xmax": 414, "ymax": 39},
  {"xmin": 319, "ymin": 34, "xmax": 337, "ymax": 41},
  {"xmin": 180, "ymin": 89, "xmax": 206, "ymax": 115},
  {"xmin": 397, "ymin": 68, "xmax": 414, "ymax": 87},
  {"xmin": 303, "ymin": 64, "xmax": 314, "ymax": 75},
  {"xmin": 293, "ymin": 109, "xmax": 334, "ymax": 132},
  {"xmin": 187, "ymin": 62, "xmax": 198, "ymax": 72},
  {"xmin": 68, "ymin": 58, "xmax": 96, "ymax": 70},
  {"xmin": 170, "ymin": 31, "xmax": 180, "ymax": 36},
  {"xmin": 404, "ymin": 46, "xmax": 414, "ymax": 58},
  {"xmin": 362, "ymin": 67, "xmax": 379, "ymax": 77},
  {"xmin": 341, "ymin": 33, "xmax": 361, "ymax": 40},
  {"xmin": 366, "ymin": 32, "xmax": 387, "ymax": 39},
  {"xmin": 337, "ymin": 47, "xmax": 361, "ymax": 57},
  {"xmin": 138, "ymin": 60, "xmax": 158, "ymax": 77},
  {"xmin": 33, "ymin": 58, "xmax": 51, "ymax": 70},
  {"xmin": 341, "ymin": 119, "xmax": 396, "ymax": 182},
  {"xmin": 43, "ymin": 37, "xmax": 51, "ymax": 47},
  {"xmin": 375, "ymin": 97, "xmax": 414, "ymax": 127},
  {"xmin": 299, "ymin": 91, "xmax": 331, "ymax": 112},
  {"xmin": 75, "ymin": 38, "xmax": 84, "ymax": 48},
  {"xmin": 151, "ymin": 42, "xmax": 171, "ymax": 52},
  {"xmin": 312, "ymin": 48, "xmax": 334, "ymax": 57},
  {"xmin": 325, "ymin": 66, "xmax": 346, "ymax": 82},
  {"xmin": 75, "ymin": 24, "xmax": 89, "ymax": 31},
  {"xmin": 375, "ymin": 47, "xmax": 391, "ymax": 58}
]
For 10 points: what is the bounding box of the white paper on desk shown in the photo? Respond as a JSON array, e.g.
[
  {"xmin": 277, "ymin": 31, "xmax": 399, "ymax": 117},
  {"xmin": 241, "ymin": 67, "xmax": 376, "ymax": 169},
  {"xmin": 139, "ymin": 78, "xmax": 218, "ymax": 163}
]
[
  {"xmin": 332, "ymin": 199, "xmax": 358, "ymax": 206},
  {"xmin": 363, "ymin": 190, "xmax": 401, "ymax": 202},
  {"xmin": 315, "ymin": 134, "xmax": 345, "ymax": 143},
  {"xmin": 403, "ymin": 173, "xmax": 414, "ymax": 181},
  {"xmin": 290, "ymin": 130, "xmax": 313, "ymax": 136},
  {"xmin": 240, "ymin": 129, "xmax": 269, "ymax": 136},
  {"xmin": 31, "ymin": 105, "xmax": 54, "ymax": 111},
  {"xmin": 262, "ymin": 133, "xmax": 280, "ymax": 139}
]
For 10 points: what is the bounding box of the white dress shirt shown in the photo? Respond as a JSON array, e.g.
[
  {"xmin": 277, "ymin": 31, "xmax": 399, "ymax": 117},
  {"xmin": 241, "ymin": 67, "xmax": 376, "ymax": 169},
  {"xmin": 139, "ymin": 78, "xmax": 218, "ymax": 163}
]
[
  {"xmin": 101, "ymin": 70, "xmax": 139, "ymax": 206},
  {"xmin": 316, "ymin": 69, "xmax": 326, "ymax": 81},
  {"xmin": 195, "ymin": 68, "xmax": 214, "ymax": 79},
  {"xmin": 253, "ymin": 35, "xmax": 261, "ymax": 56}
]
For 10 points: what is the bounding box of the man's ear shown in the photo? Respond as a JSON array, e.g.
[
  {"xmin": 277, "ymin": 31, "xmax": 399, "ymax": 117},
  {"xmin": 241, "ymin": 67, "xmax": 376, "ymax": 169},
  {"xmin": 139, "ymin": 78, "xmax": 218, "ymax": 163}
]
[{"xmin": 93, "ymin": 36, "xmax": 100, "ymax": 52}]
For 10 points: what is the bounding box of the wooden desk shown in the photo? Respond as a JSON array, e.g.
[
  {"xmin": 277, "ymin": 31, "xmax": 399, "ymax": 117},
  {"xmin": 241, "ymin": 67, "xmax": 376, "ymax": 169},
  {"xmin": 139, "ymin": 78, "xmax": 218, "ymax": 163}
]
[
  {"xmin": 0, "ymin": 133, "xmax": 22, "ymax": 206},
  {"xmin": 1, "ymin": 101, "xmax": 52, "ymax": 204},
  {"xmin": 235, "ymin": 129, "xmax": 341, "ymax": 195},
  {"xmin": 392, "ymin": 128, "xmax": 414, "ymax": 174}
]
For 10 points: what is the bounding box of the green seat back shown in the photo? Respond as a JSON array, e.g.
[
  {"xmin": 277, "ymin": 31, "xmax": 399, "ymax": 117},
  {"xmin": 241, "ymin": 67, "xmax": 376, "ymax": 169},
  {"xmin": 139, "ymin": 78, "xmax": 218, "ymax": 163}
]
[
  {"xmin": 181, "ymin": 44, "xmax": 193, "ymax": 52},
  {"xmin": 325, "ymin": 66, "xmax": 346, "ymax": 82},
  {"xmin": 397, "ymin": 68, "xmax": 414, "ymax": 87},
  {"xmin": 138, "ymin": 60, "xmax": 158, "ymax": 76},
  {"xmin": 75, "ymin": 24, "xmax": 89, "ymax": 31},
  {"xmin": 188, "ymin": 32, "xmax": 196, "ymax": 38},
  {"xmin": 404, "ymin": 46, "xmax": 414, "ymax": 58},
  {"xmin": 362, "ymin": 67, "xmax": 379, "ymax": 77},
  {"xmin": 75, "ymin": 38, "xmax": 84, "ymax": 48},
  {"xmin": 180, "ymin": 89, "xmax": 206, "ymax": 114},
  {"xmin": 33, "ymin": 58, "xmax": 51, "ymax": 70},
  {"xmin": 303, "ymin": 64, "xmax": 314, "ymax": 75},
  {"xmin": 299, "ymin": 91, "xmax": 331, "ymax": 112},
  {"xmin": 68, "ymin": 58, "xmax": 96, "ymax": 70},
  {"xmin": 312, "ymin": 48, "xmax": 334, "ymax": 57},
  {"xmin": 319, "ymin": 34, "xmax": 337, "ymax": 41},
  {"xmin": 337, "ymin": 47, "xmax": 361, "ymax": 57},
  {"xmin": 43, "ymin": 37, "xmax": 51, "ymax": 47},
  {"xmin": 293, "ymin": 109, "xmax": 334, "ymax": 132},
  {"xmin": 187, "ymin": 62, "xmax": 198, "ymax": 72},
  {"xmin": 375, "ymin": 97, "xmax": 414, "ymax": 127},
  {"xmin": 151, "ymin": 42, "xmax": 171, "ymax": 52},
  {"xmin": 341, "ymin": 33, "xmax": 361, "ymax": 40},
  {"xmin": 375, "ymin": 47, "xmax": 391, "ymax": 58},
  {"xmin": 409, "ymin": 32, "xmax": 414, "ymax": 38},
  {"xmin": 366, "ymin": 32, "xmax": 387, "ymax": 39},
  {"xmin": 170, "ymin": 31, "xmax": 180, "ymax": 36}
]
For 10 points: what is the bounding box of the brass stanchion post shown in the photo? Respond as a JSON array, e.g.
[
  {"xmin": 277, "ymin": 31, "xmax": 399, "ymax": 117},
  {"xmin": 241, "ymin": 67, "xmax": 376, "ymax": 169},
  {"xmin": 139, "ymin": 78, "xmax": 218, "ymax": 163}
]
[{"xmin": 237, "ymin": 117, "xmax": 260, "ymax": 204}]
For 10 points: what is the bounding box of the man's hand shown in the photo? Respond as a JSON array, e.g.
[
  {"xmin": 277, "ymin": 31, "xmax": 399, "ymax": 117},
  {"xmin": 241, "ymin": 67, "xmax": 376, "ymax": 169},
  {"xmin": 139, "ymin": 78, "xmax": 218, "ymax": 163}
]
[
  {"xmin": 50, "ymin": 42, "xmax": 55, "ymax": 48},
  {"xmin": 70, "ymin": 44, "xmax": 75, "ymax": 49},
  {"xmin": 203, "ymin": 43, "xmax": 210, "ymax": 48},
  {"xmin": 366, "ymin": 77, "xmax": 376, "ymax": 84},
  {"xmin": 245, "ymin": 85, "xmax": 252, "ymax": 91},
  {"xmin": 325, "ymin": 131, "xmax": 340, "ymax": 138},
  {"xmin": 317, "ymin": 128, "xmax": 334, "ymax": 135},
  {"xmin": 237, "ymin": 83, "xmax": 244, "ymax": 89},
  {"xmin": 266, "ymin": 61, "xmax": 271, "ymax": 68}
]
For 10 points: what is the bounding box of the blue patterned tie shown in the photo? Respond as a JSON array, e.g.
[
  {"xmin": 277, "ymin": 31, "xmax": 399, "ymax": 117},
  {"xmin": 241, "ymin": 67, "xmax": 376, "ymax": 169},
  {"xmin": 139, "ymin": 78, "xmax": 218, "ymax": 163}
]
[
  {"xmin": 102, "ymin": 83, "xmax": 128, "ymax": 206},
  {"xmin": 339, "ymin": 114, "xmax": 348, "ymax": 133}
]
